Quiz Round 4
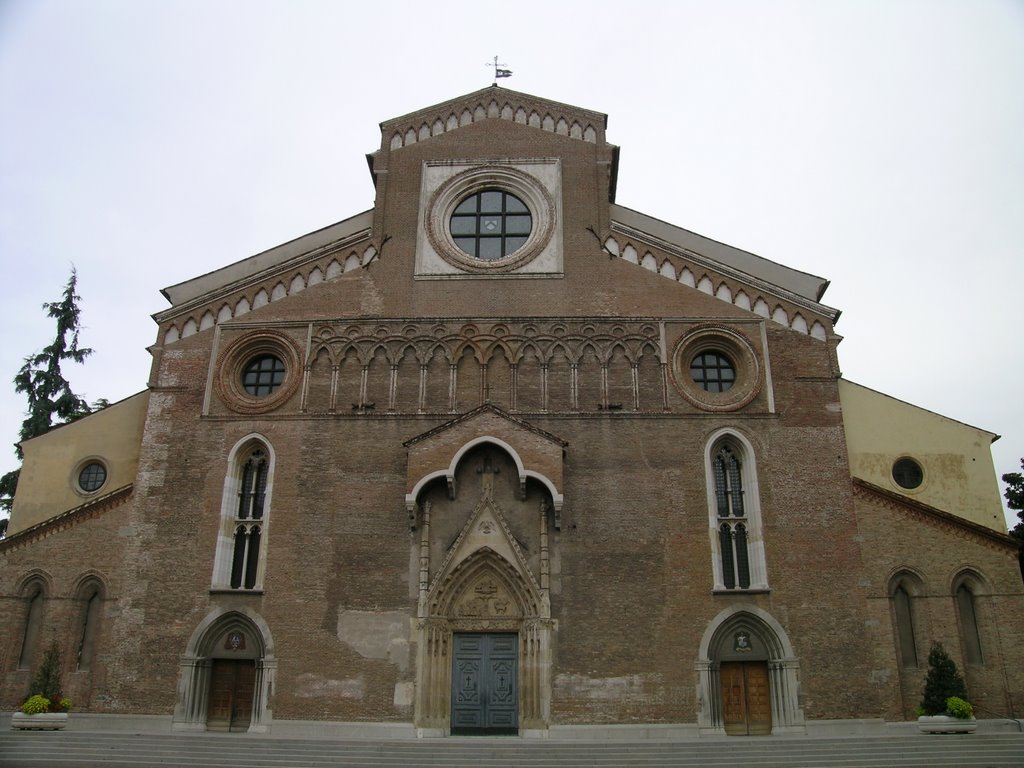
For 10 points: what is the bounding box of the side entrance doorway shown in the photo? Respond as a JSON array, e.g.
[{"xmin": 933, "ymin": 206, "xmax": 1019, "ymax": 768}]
[
  {"xmin": 451, "ymin": 633, "xmax": 518, "ymax": 734},
  {"xmin": 721, "ymin": 661, "xmax": 772, "ymax": 735},
  {"xmin": 207, "ymin": 659, "xmax": 256, "ymax": 732}
]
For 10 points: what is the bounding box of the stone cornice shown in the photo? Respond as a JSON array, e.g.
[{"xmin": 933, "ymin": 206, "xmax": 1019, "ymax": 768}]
[
  {"xmin": 852, "ymin": 477, "xmax": 1016, "ymax": 551},
  {"xmin": 609, "ymin": 220, "xmax": 839, "ymax": 323},
  {"xmin": 153, "ymin": 228, "xmax": 372, "ymax": 324},
  {"xmin": 0, "ymin": 484, "xmax": 133, "ymax": 555}
]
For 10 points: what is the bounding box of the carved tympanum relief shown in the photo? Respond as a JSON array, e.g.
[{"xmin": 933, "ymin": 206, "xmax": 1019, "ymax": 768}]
[{"xmin": 456, "ymin": 576, "xmax": 519, "ymax": 618}]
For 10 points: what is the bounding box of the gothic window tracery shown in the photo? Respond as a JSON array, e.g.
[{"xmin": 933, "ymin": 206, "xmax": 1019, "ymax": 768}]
[
  {"xmin": 706, "ymin": 433, "xmax": 767, "ymax": 592},
  {"xmin": 213, "ymin": 439, "xmax": 274, "ymax": 591}
]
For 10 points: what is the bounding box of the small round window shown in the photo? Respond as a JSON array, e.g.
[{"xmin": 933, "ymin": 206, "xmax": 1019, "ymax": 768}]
[
  {"xmin": 242, "ymin": 355, "xmax": 285, "ymax": 397},
  {"xmin": 892, "ymin": 458, "xmax": 924, "ymax": 490},
  {"xmin": 78, "ymin": 462, "xmax": 107, "ymax": 493},
  {"xmin": 690, "ymin": 351, "xmax": 736, "ymax": 393},
  {"xmin": 449, "ymin": 189, "xmax": 532, "ymax": 260}
]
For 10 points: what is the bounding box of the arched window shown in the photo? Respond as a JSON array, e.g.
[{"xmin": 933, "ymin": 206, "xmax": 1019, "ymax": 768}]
[
  {"xmin": 892, "ymin": 583, "xmax": 918, "ymax": 667},
  {"xmin": 953, "ymin": 572, "xmax": 985, "ymax": 665},
  {"xmin": 74, "ymin": 579, "xmax": 105, "ymax": 671},
  {"xmin": 213, "ymin": 437, "xmax": 275, "ymax": 591},
  {"xmin": 888, "ymin": 571, "xmax": 926, "ymax": 670},
  {"xmin": 705, "ymin": 433, "xmax": 767, "ymax": 591},
  {"xmin": 18, "ymin": 579, "xmax": 46, "ymax": 670}
]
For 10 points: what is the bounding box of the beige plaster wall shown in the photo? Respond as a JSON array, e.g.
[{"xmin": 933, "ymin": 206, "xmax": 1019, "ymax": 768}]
[
  {"xmin": 8, "ymin": 390, "xmax": 149, "ymax": 535},
  {"xmin": 839, "ymin": 379, "xmax": 1004, "ymax": 531}
]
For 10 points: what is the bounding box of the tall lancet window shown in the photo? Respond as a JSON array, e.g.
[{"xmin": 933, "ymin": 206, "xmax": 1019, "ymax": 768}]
[
  {"xmin": 705, "ymin": 433, "xmax": 768, "ymax": 591},
  {"xmin": 213, "ymin": 438, "xmax": 274, "ymax": 591},
  {"xmin": 714, "ymin": 446, "xmax": 749, "ymax": 589}
]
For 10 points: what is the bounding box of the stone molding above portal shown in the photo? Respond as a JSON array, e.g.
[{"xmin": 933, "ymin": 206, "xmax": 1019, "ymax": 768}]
[{"xmin": 403, "ymin": 405, "xmax": 566, "ymax": 517}]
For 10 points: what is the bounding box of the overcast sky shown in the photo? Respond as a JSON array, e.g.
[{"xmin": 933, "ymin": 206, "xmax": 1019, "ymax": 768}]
[{"xmin": 1, "ymin": 0, "xmax": 1021, "ymax": 527}]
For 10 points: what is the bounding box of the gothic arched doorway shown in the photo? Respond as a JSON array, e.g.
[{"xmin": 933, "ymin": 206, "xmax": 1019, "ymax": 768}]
[
  {"xmin": 173, "ymin": 609, "xmax": 276, "ymax": 733},
  {"xmin": 697, "ymin": 606, "xmax": 805, "ymax": 735},
  {"xmin": 410, "ymin": 441, "xmax": 555, "ymax": 736}
]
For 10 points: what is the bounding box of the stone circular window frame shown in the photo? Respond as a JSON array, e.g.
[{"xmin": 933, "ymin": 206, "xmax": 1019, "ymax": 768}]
[
  {"xmin": 891, "ymin": 456, "xmax": 925, "ymax": 491},
  {"xmin": 216, "ymin": 331, "xmax": 303, "ymax": 414},
  {"xmin": 72, "ymin": 457, "xmax": 108, "ymax": 497},
  {"xmin": 670, "ymin": 325, "xmax": 762, "ymax": 412},
  {"xmin": 424, "ymin": 165, "xmax": 557, "ymax": 274}
]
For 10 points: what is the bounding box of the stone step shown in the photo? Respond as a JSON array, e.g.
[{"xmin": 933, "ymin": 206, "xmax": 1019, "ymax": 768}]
[{"xmin": 1, "ymin": 732, "xmax": 1023, "ymax": 768}]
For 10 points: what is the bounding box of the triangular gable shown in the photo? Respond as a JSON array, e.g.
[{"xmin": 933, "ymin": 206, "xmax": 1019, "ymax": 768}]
[
  {"xmin": 376, "ymin": 85, "xmax": 610, "ymax": 158},
  {"xmin": 425, "ymin": 490, "xmax": 545, "ymax": 620}
]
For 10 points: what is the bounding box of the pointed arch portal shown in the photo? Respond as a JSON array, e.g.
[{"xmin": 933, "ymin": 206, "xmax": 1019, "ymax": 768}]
[
  {"xmin": 173, "ymin": 609, "xmax": 276, "ymax": 733},
  {"xmin": 696, "ymin": 606, "xmax": 805, "ymax": 735},
  {"xmin": 411, "ymin": 438, "xmax": 555, "ymax": 736}
]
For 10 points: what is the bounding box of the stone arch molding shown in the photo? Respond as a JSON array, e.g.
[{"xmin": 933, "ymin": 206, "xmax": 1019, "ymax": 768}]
[
  {"xmin": 696, "ymin": 605, "xmax": 805, "ymax": 735},
  {"xmin": 173, "ymin": 608, "xmax": 277, "ymax": 733},
  {"xmin": 405, "ymin": 435, "xmax": 563, "ymax": 516},
  {"xmin": 412, "ymin": 444, "xmax": 554, "ymax": 736}
]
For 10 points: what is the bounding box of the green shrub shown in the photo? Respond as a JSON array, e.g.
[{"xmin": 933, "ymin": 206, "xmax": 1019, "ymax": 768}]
[
  {"xmin": 945, "ymin": 696, "xmax": 974, "ymax": 719},
  {"xmin": 919, "ymin": 642, "xmax": 968, "ymax": 716},
  {"xmin": 21, "ymin": 695, "xmax": 50, "ymax": 715}
]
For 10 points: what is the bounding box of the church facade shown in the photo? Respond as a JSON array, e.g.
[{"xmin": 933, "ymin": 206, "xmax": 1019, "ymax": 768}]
[{"xmin": 2, "ymin": 87, "xmax": 1021, "ymax": 738}]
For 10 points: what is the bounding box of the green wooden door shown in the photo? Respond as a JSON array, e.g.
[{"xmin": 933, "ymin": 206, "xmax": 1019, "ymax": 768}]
[{"xmin": 451, "ymin": 633, "xmax": 518, "ymax": 734}]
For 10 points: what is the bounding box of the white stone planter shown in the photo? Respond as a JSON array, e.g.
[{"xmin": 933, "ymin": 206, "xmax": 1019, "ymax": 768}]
[
  {"xmin": 10, "ymin": 711, "xmax": 69, "ymax": 731},
  {"xmin": 917, "ymin": 714, "xmax": 977, "ymax": 734}
]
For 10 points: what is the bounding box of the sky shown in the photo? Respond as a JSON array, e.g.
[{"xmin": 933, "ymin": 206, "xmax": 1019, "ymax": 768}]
[{"xmin": 0, "ymin": 0, "xmax": 1021, "ymax": 527}]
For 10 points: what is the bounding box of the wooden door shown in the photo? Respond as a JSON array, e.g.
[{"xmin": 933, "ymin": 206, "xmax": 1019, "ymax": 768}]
[
  {"xmin": 721, "ymin": 661, "xmax": 772, "ymax": 735},
  {"xmin": 207, "ymin": 659, "xmax": 255, "ymax": 732},
  {"xmin": 451, "ymin": 633, "xmax": 518, "ymax": 734}
]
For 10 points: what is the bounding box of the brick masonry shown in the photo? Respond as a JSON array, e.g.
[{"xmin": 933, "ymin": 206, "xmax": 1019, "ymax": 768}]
[{"xmin": 2, "ymin": 87, "xmax": 1021, "ymax": 732}]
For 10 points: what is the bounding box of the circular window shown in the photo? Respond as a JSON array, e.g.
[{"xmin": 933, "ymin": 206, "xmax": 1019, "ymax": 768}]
[
  {"xmin": 690, "ymin": 351, "xmax": 736, "ymax": 393},
  {"xmin": 670, "ymin": 325, "xmax": 761, "ymax": 412},
  {"xmin": 78, "ymin": 462, "xmax": 107, "ymax": 493},
  {"xmin": 242, "ymin": 355, "xmax": 286, "ymax": 397},
  {"xmin": 424, "ymin": 164, "xmax": 556, "ymax": 274},
  {"xmin": 892, "ymin": 457, "xmax": 924, "ymax": 490},
  {"xmin": 216, "ymin": 331, "xmax": 302, "ymax": 414},
  {"xmin": 450, "ymin": 189, "xmax": 533, "ymax": 260}
]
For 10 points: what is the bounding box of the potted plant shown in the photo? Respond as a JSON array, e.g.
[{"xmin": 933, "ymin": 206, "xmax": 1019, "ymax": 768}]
[
  {"xmin": 11, "ymin": 640, "xmax": 72, "ymax": 731},
  {"xmin": 916, "ymin": 642, "xmax": 976, "ymax": 733}
]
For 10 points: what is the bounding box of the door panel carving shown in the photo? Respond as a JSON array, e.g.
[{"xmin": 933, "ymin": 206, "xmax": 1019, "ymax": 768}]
[{"xmin": 451, "ymin": 633, "xmax": 518, "ymax": 734}]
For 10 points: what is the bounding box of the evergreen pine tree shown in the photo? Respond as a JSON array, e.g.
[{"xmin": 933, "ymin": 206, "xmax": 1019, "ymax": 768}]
[
  {"xmin": 0, "ymin": 269, "xmax": 94, "ymax": 515},
  {"xmin": 1002, "ymin": 459, "xmax": 1024, "ymax": 584},
  {"xmin": 1004, "ymin": 459, "xmax": 1024, "ymax": 541},
  {"xmin": 919, "ymin": 642, "xmax": 968, "ymax": 715},
  {"xmin": 29, "ymin": 639, "xmax": 64, "ymax": 702}
]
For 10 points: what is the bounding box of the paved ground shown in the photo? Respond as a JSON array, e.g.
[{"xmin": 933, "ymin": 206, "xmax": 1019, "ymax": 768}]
[{"xmin": 1, "ymin": 729, "xmax": 1023, "ymax": 768}]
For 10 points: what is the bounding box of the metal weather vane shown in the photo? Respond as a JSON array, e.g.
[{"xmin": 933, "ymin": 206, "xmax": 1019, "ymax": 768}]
[{"xmin": 487, "ymin": 55, "xmax": 513, "ymax": 85}]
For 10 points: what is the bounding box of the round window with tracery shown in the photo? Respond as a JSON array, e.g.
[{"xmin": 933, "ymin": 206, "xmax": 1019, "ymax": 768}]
[
  {"xmin": 449, "ymin": 189, "xmax": 533, "ymax": 261},
  {"xmin": 690, "ymin": 351, "xmax": 736, "ymax": 393},
  {"xmin": 670, "ymin": 325, "xmax": 762, "ymax": 412},
  {"xmin": 216, "ymin": 331, "xmax": 302, "ymax": 415},
  {"xmin": 242, "ymin": 355, "xmax": 286, "ymax": 397},
  {"xmin": 77, "ymin": 462, "xmax": 107, "ymax": 493}
]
